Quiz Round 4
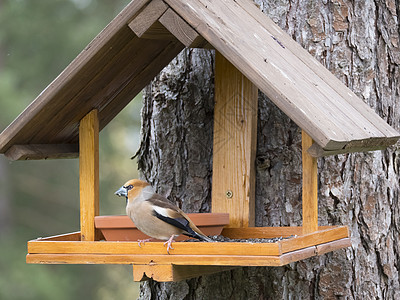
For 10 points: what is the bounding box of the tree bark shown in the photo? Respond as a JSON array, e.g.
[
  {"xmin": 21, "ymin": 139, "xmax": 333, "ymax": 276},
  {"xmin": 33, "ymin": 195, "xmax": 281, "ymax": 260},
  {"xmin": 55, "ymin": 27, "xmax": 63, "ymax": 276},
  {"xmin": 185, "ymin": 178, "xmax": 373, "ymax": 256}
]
[{"xmin": 137, "ymin": 1, "xmax": 400, "ymax": 299}]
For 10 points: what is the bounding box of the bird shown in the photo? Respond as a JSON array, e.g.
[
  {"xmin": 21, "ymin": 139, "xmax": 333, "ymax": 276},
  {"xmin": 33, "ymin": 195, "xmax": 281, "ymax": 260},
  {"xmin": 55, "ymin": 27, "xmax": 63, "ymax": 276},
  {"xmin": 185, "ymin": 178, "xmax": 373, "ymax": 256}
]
[{"xmin": 115, "ymin": 179, "xmax": 213, "ymax": 253}]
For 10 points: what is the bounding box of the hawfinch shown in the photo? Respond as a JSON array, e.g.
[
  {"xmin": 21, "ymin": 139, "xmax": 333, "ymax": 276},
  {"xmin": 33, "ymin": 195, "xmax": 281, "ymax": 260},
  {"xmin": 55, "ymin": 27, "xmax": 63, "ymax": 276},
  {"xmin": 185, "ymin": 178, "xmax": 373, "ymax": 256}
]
[{"xmin": 115, "ymin": 179, "xmax": 213, "ymax": 253}]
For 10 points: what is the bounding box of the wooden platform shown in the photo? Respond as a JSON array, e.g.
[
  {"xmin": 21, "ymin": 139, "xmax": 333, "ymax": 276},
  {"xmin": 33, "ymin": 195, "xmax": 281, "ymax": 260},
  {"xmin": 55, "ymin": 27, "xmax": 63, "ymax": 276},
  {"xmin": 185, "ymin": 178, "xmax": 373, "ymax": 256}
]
[{"xmin": 27, "ymin": 226, "xmax": 351, "ymax": 281}]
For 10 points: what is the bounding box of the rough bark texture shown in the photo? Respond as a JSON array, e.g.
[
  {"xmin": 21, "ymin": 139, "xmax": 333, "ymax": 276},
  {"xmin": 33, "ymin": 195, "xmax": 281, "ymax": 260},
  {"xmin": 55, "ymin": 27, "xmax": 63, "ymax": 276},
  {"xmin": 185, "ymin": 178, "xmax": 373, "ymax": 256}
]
[{"xmin": 137, "ymin": 1, "xmax": 400, "ymax": 299}]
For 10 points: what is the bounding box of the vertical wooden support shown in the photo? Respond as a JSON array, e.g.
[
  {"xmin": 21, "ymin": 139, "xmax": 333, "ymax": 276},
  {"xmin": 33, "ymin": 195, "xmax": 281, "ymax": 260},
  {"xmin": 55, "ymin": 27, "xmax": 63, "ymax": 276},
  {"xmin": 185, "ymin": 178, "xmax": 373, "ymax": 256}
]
[
  {"xmin": 79, "ymin": 109, "xmax": 99, "ymax": 241},
  {"xmin": 302, "ymin": 130, "xmax": 318, "ymax": 234},
  {"xmin": 133, "ymin": 265, "xmax": 235, "ymax": 282},
  {"xmin": 212, "ymin": 52, "xmax": 258, "ymax": 228}
]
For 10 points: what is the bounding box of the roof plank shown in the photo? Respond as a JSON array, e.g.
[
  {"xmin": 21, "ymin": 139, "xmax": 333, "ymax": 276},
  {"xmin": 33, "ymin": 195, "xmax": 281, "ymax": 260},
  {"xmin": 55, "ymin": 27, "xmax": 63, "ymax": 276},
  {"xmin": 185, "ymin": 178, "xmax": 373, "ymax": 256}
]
[
  {"xmin": 159, "ymin": 8, "xmax": 206, "ymax": 47},
  {"xmin": 0, "ymin": 0, "xmax": 181, "ymax": 154},
  {"xmin": 5, "ymin": 144, "xmax": 79, "ymax": 161},
  {"xmin": 236, "ymin": 0, "xmax": 398, "ymax": 138},
  {"xmin": 139, "ymin": 21, "xmax": 177, "ymax": 41},
  {"xmin": 43, "ymin": 37, "xmax": 182, "ymax": 144},
  {"xmin": 128, "ymin": 0, "xmax": 168, "ymax": 37},
  {"xmin": 165, "ymin": 0, "xmax": 399, "ymax": 151},
  {"xmin": 0, "ymin": 0, "xmax": 152, "ymax": 154}
]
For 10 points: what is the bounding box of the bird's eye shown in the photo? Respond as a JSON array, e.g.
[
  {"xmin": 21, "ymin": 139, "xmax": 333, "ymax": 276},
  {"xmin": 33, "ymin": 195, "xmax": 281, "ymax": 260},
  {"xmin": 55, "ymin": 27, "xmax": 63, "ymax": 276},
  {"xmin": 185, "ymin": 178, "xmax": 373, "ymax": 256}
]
[{"xmin": 125, "ymin": 185, "xmax": 134, "ymax": 190}]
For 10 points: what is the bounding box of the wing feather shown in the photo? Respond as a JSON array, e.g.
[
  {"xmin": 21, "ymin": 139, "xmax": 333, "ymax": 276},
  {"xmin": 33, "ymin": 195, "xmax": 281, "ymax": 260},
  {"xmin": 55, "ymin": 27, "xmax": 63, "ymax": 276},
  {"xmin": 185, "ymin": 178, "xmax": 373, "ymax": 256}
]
[{"xmin": 146, "ymin": 194, "xmax": 213, "ymax": 242}]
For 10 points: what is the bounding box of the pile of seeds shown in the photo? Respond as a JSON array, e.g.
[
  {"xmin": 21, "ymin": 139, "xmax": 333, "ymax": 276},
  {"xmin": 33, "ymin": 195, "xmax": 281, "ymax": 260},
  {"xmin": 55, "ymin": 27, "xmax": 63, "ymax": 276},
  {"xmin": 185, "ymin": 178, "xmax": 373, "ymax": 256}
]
[{"xmin": 184, "ymin": 235, "xmax": 296, "ymax": 243}]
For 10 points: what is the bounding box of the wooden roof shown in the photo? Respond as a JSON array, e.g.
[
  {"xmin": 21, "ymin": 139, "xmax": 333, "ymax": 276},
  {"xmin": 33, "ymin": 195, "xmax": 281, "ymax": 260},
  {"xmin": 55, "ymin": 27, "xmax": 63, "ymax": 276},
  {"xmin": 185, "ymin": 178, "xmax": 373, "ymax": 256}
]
[{"xmin": 0, "ymin": 0, "xmax": 398, "ymax": 160}]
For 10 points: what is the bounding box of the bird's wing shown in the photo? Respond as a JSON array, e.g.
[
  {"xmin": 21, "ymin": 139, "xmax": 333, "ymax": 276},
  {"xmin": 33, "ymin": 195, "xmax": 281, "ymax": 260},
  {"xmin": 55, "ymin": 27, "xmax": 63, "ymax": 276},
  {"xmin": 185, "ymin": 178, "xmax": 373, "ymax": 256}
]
[
  {"xmin": 146, "ymin": 195, "xmax": 212, "ymax": 242},
  {"xmin": 147, "ymin": 196, "xmax": 191, "ymax": 231}
]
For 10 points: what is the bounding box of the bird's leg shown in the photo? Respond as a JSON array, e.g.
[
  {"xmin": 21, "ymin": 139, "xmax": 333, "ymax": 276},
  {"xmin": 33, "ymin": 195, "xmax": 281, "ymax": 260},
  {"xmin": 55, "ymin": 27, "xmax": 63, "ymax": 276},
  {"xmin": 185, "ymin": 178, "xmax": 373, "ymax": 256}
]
[
  {"xmin": 137, "ymin": 238, "xmax": 153, "ymax": 247},
  {"xmin": 163, "ymin": 235, "xmax": 176, "ymax": 254}
]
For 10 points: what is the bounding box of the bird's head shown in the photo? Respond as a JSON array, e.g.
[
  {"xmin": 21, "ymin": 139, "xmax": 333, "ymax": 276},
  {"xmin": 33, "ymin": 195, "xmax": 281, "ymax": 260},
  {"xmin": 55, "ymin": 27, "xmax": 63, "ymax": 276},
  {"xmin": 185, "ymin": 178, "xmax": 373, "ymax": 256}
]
[{"xmin": 115, "ymin": 179, "xmax": 150, "ymax": 202}]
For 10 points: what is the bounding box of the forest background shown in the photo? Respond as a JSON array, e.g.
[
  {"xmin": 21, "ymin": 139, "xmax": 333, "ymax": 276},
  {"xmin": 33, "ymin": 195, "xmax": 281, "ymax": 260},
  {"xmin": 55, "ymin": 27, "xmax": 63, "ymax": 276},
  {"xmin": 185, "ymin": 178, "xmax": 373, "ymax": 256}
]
[{"xmin": 0, "ymin": 1, "xmax": 142, "ymax": 299}]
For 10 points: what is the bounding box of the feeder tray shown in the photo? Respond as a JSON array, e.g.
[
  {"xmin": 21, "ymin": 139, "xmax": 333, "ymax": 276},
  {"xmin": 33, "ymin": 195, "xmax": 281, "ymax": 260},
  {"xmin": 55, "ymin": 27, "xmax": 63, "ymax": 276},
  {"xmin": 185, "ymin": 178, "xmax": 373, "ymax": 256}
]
[{"xmin": 27, "ymin": 226, "xmax": 350, "ymax": 282}]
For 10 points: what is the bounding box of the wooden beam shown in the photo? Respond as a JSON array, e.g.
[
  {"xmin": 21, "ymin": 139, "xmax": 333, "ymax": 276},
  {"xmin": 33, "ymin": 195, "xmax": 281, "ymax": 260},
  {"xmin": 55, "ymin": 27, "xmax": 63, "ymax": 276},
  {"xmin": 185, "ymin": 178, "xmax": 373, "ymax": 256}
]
[
  {"xmin": 302, "ymin": 130, "xmax": 318, "ymax": 234},
  {"xmin": 279, "ymin": 246, "xmax": 317, "ymax": 265},
  {"xmin": 28, "ymin": 239, "xmax": 281, "ymax": 256},
  {"xmin": 279, "ymin": 226, "xmax": 349, "ymax": 253},
  {"xmin": 26, "ymin": 253, "xmax": 284, "ymax": 266},
  {"xmin": 140, "ymin": 21, "xmax": 177, "ymax": 40},
  {"xmin": 128, "ymin": 0, "xmax": 168, "ymax": 38},
  {"xmin": 307, "ymin": 141, "xmax": 393, "ymax": 157},
  {"xmin": 159, "ymin": 8, "xmax": 207, "ymax": 47},
  {"xmin": 4, "ymin": 144, "xmax": 78, "ymax": 160},
  {"xmin": 212, "ymin": 52, "xmax": 258, "ymax": 228},
  {"xmin": 133, "ymin": 264, "xmax": 234, "ymax": 282},
  {"xmin": 222, "ymin": 225, "xmax": 338, "ymax": 239},
  {"xmin": 79, "ymin": 109, "xmax": 99, "ymax": 241},
  {"xmin": 33, "ymin": 232, "xmax": 81, "ymax": 241},
  {"xmin": 316, "ymin": 238, "xmax": 352, "ymax": 256},
  {"xmin": 133, "ymin": 264, "xmax": 175, "ymax": 282}
]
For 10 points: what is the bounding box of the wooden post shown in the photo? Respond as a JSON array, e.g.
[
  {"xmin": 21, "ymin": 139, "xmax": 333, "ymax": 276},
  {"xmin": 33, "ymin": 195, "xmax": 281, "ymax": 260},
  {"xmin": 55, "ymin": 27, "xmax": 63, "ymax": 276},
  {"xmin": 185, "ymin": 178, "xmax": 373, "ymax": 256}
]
[
  {"xmin": 133, "ymin": 265, "xmax": 235, "ymax": 282},
  {"xmin": 79, "ymin": 109, "xmax": 99, "ymax": 241},
  {"xmin": 302, "ymin": 130, "xmax": 318, "ymax": 234},
  {"xmin": 212, "ymin": 52, "xmax": 258, "ymax": 228}
]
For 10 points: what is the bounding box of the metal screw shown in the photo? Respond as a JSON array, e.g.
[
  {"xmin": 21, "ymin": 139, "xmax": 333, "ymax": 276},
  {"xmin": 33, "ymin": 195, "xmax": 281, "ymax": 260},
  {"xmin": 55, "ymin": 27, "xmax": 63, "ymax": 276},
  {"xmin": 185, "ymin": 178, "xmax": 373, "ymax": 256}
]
[{"xmin": 225, "ymin": 190, "xmax": 233, "ymax": 198}]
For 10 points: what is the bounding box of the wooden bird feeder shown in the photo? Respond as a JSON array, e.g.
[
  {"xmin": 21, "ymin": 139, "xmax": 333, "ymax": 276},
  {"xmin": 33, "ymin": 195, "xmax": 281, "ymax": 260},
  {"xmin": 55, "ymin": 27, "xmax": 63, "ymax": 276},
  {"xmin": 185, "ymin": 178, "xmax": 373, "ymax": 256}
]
[{"xmin": 1, "ymin": 0, "xmax": 399, "ymax": 282}]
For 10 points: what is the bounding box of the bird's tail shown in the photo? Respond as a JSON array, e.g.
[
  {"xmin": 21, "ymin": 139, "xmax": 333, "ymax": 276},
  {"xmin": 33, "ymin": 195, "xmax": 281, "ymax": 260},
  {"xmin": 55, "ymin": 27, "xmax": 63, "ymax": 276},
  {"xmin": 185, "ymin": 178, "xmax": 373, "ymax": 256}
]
[
  {"xmin": 185, "ymin": 225, "xmax": 214, "ymax": 242},
  {"xmin": 195, "ymin": 232, "xmax": 214, "ymax": 242}
]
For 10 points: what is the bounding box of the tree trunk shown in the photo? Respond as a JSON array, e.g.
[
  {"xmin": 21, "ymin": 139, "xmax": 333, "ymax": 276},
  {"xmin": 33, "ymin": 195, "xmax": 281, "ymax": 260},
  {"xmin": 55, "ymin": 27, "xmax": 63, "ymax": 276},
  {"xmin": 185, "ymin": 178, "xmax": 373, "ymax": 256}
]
[{"xmin": 136, "ymin": 1, "xmax": 400, "ymax": 299}]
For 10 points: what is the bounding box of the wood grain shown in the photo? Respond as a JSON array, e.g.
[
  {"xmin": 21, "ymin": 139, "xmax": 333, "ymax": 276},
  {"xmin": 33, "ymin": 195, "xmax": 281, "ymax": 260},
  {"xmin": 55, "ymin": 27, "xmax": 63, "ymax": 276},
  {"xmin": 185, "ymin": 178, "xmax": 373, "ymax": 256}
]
[
  {"xmin": 28, "ymin": 240, "xmax": 281, "ymax": 256},
  {"xmin": 79, "ymin": 110, "xmax": 99, "ymax": 241},
  {"xmin": 279, "ymin": 246, "xmax": 317, "ymax": 265},
  {"xmin": 128, "ymin": 0, "xmax": 168, "ymax": 37},
  {"xmin": 159, "ymin": 8, "xmax": 206, "ymax": 47},
  {"xmin": 27, "ymin": 226, "xmax": 349, "ymax": 256},
  {"xmin": 279, "ymin": 226, "xmax": 349, "ymax": 253},
  {"xmin": 26, "ymin": 226, "xmax": 350, "ymax": 271},
  {"xmin": 0, "ymin": 0, "xmax": 151, "ymax": 154},
  {"xmin": 44, "ymin": 38, "xmax": 184, "ymax": 145},
  {"xmin": 26, "ymin": 253, "xmax": 284, "ymax": 266},
  {"xmin": 133, "ymin": 264, "xmax": 235, "ymax": 282},
  {"xmin": 25, "ymin": 232, "xmax": 350, "ymax": 267},
  {"xmin": 221, "ymin": 226, "xmax": 337, "ymax": 239},
  {"xmin": 140, "ymin": 21, "xmax": 177, "ymax": 40},
  {"xmin": 316, "ymin": 238, "xmax": 352, "ymax": 256},
  {"xmin": 307, "ymin": 142, "xmax": 391, "ymax": 157},
  {"xmin": 236, "ymin": 0, "xmax": 398, "ymax": 139},
  {"xmin": 33, "ymin": 232, "xmax": 81, "ymax": 241},
  {"xmin": 302, "ymin": 130, "xmax": 318, "ymax": 234},
  {"xmin": 4, "ymin": 144, "xmax": 78, "ymax": 160},
  {"xmin": 133, "ymin": 264, "xmax": 175, "ymax": 281},
  {"xmin": 164, "ymin": 0, "xmax": 399, "ymax": 152},
  {"xmin": 211, "ymin": 52, "xmax": 258, "ymax": 228},
  {"xmin": 38, "ymin": 36, "xmax": 169, "ymax": 143}
]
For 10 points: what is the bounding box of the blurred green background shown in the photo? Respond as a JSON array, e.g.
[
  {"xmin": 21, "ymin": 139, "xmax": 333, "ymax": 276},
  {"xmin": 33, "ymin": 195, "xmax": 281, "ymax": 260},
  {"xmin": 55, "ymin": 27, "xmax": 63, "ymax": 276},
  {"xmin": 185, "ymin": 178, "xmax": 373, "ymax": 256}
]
[{"xmin": 0, "ymin": 0, "xmax": 143, "ymax": 298}]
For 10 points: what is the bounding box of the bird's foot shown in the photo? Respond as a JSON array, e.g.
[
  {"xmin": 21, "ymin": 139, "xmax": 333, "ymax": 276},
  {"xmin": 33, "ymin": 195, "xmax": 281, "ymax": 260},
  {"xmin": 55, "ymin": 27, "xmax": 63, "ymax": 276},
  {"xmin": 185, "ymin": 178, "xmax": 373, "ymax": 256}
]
[
  {"xmin": 163, "ymin": 235, "xmax": 176, "ymax": 254},
  {"xmin": 137, "ymin": 238, "xmax": 153, "ymax": 247}
]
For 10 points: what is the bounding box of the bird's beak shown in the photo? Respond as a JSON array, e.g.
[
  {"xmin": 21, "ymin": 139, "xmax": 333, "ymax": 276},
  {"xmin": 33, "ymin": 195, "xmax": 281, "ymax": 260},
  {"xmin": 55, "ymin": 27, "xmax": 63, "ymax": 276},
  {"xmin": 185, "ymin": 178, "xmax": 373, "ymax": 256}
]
[{"xmin": 115, "ymin": 186, "xmax": 128, "ymax": 198}]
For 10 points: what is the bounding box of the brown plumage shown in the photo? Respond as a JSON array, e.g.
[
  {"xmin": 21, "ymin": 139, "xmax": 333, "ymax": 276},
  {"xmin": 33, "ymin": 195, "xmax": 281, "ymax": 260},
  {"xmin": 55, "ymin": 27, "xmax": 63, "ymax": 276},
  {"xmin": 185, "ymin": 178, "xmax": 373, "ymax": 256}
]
[{"xmin": 115, "ymin": 179, "xmax": 213, "ymax": 253}]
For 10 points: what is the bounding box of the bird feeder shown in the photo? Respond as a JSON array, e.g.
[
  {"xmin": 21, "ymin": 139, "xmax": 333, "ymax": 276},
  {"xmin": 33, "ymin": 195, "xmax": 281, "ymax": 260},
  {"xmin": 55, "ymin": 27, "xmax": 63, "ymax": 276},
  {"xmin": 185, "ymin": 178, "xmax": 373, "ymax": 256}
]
[{"xmin": 1, "ymin": 0, "xmax": 399, "ymax": 282}]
